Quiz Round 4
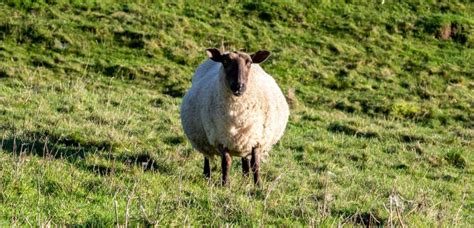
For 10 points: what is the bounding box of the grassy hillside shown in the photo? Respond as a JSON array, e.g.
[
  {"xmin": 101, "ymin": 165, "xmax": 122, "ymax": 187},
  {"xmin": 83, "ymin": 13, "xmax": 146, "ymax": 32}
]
[{"xmin": 0, "ymin": 0, "xmax": 473, "ymax": 226}]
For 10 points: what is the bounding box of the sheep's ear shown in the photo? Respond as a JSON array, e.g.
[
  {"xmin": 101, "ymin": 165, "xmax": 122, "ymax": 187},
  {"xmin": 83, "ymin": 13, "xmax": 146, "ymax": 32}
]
[
  {"xmin": 251, "ymin": 50, "xmax": 271, "ymax": 64},
  {"xmin": 206, "ymin": 48, "xmax": 222, "ymax": 62}
]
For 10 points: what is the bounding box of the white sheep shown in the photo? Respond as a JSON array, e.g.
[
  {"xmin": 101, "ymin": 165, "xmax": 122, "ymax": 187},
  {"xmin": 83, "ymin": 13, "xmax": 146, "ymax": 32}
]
[{"xmin": 180, "ymin": 48, "xmax": 289, "ymax": 185}]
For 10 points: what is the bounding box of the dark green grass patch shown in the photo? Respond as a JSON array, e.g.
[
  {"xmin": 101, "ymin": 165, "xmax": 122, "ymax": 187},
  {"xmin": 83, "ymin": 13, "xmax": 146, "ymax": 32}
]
[{"xmin": 0, "ymin": 0, "xmax": 473, "ymax": 226}]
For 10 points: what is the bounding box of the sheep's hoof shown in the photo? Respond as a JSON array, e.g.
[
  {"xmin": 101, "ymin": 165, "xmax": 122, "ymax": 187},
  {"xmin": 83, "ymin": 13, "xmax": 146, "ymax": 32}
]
[{"xmin": 221, "ymin": 179, "xmax": 229, "ymax": 186}]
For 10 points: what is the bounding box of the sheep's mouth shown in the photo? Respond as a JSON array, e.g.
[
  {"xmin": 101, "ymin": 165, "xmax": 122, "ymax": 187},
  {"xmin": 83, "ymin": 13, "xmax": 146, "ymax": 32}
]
[
  {"xmin": 230, "ymin": 84, "xmax": 246, "ymax": 96},
  {"xmin": 232, "ymin": 91, "xmax": 244, "ymax": 96},
  {"xmin": 231, "ymin": 87, "xmax": 246, "ymax": 96}
]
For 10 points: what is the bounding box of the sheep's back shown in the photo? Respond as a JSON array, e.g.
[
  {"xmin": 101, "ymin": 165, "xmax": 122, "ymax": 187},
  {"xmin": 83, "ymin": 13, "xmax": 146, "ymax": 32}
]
[
  {"xmin": 180, "ymin": 60, "xmax": 221, "ymax": 157},
  {"xmin": 192, "ymin": 59, "xmax": 220, "ymax": 84}
]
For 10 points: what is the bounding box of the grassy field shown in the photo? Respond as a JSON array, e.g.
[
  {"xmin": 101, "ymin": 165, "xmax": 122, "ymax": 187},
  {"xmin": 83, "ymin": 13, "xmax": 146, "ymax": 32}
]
[{"xmin": 0, "ymin": 0, "xmax": 473, "ymax": 226}]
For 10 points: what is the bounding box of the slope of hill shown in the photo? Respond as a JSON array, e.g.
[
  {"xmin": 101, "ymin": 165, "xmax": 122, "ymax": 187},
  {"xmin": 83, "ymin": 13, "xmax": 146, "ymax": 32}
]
[{"xmin": 0, "ymin": 0, "xmax": 473, "ymax": 226}]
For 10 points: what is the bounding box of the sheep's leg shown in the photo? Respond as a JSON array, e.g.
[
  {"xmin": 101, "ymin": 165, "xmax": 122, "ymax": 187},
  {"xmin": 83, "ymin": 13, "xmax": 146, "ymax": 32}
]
[
  {"xmin": 219, "ymin": 146, "xmax": 232, "ymax": 185},
  {"xmin": 250, "ymin": 148, "xmax": 260, "ymax": 185},
  {"xmin": 242, "ymin": 157, "xmax": 250, "ymax": 177},
  {"xmin": 203, "ymin": 157, "xmax": 210, "ymax": 179}
]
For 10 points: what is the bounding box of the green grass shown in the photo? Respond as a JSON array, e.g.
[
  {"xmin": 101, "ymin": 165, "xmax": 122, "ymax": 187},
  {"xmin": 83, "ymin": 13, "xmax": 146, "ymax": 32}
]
[{"xmin": 0, "ymin": 0, "xmax": 473, "ymax": 226}]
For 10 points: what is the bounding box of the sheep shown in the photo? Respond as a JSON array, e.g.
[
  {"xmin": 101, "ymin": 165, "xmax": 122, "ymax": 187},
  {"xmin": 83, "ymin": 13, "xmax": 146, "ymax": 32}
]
[{"xmin": 180, "ymin": 48, "xmax": 289, "ymax": 185}]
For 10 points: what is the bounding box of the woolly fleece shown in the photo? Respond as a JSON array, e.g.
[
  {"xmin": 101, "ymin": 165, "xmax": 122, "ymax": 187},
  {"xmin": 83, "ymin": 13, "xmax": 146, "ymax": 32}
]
[{"xmin": 180, "ymin": 59, "xmax": 289, "ymax": 159}]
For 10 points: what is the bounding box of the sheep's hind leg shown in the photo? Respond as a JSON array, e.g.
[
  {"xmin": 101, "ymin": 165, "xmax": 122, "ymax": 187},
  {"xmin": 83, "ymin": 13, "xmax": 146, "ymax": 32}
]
[
  {"xmin": 242, "ymin": 157, "xmax": 250, "ymax": 177},
  {"xmin": 250, "ymin": 148, "xmax": 260, "ymax": 186},
  {"xmin": 203, "ymin": 157, "xmax": 210, "ymax": 179},
  {"xmin": 219, "ymin": 146, "xmax": 232, "ymax": 185}
]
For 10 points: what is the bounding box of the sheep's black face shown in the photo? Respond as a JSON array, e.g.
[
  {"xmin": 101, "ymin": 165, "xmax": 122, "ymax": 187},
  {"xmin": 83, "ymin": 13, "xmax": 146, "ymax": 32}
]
[
  {"xmin": 221, "ymin": 52, "xmax": 251, "ymax": 96},
  {"xmin": 206, "ymin": 48, "xmax": 271, "ymax": 97}
]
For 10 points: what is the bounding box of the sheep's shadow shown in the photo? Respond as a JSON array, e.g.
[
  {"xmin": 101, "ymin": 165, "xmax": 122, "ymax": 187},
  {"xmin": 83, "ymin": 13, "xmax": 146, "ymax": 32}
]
[
  {"xmin": 0, "ymin": 133, "xmax": 171, "ymax": 175},
  {"xmin": 0, "ymin": 134, "xmax": 89, "ymax": 160},
  {"xmin": 115, "ymin": 152, "xmax": 175, "ymax": 174}
]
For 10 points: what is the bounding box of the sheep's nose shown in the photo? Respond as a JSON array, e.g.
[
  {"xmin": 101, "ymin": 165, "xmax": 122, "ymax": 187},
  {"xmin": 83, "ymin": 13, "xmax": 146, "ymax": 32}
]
[{"xmin": 231, "ymin": 83, "xmax": 246, "ymax": 96}]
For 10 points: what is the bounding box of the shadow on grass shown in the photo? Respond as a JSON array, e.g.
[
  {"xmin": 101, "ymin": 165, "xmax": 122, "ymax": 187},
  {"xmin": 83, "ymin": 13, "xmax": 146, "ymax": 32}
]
[
  {"xmin": 116, "ymin": 152, "xmax": 175, "ymax": 174},
  {"xmin": 333, "ymin": 209, "xmax": 385, "ymax": 226},
  {"xmin": 327, "ymin": 122, "xmax": 381, "ymax": 139},
  {"xmin": 1, "ymin": 134, "xmax": 92, "ymax": 159},
  {"xmin": 0, "ymin": 132, "xmax": 173, "ymax": 175}
]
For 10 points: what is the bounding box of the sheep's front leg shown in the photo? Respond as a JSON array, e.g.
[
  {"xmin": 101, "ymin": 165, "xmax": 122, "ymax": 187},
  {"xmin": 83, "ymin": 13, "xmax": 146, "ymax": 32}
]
[
  {"xmin": 203, "ymin": 157, "xmax": 210, "ymax": 179},
  {"xmin": 219, "ymin": 146, "xmax": 232, "ymax": 185},
  {"xmin": 242, "ymin": 157, "xmax": 250, "ymax": 177},
  {"xmin": 250, "ymin": 148, "xmax": 260, "ymax": 185}
]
